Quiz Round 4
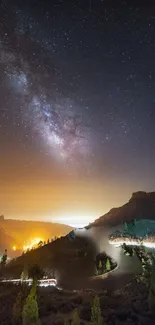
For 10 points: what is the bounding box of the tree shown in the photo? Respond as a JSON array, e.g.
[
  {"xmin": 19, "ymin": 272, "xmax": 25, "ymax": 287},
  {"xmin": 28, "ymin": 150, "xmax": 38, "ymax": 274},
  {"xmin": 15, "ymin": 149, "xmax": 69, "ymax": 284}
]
[
  {"xmin": 122, "ymin": 243, "xmax": 134, "ymax": 257},
  {"xmin": 21, "ymin": 266, "xmax": 28, "ymax": 282},
  {"xmin": 106, "ymin": 258, "xmax": 111, "ymax": 272},
  {"xmin": 22, "ymin": 293, "xmax": 40, "ymax": 325},
  {"xmin": 98, "ymin": 260, "xmax": 102, "ymax": 270},
  {"xmin": 37, "ymin": 241, "xmax": 43, "ymax": 248},
  {"xmin": 47, "ymin": 239, "xmax": 50, "ymax": 244},
  {"xmin": 13, "ymin": 292, "xmax": 23, "ymax": 325},
  {"xmin": 28, "ymin": 264, "xmax": 44, "ymax": 283},
  {"xmin": 1, "ymin": 249, "xmax": 7, "ymax": 267},
  {"xmin": 71, "ymin": 309, "xmax": 80, "ymax": 325},
  {"xmin": 91, "ymin": 295, "xmax": 102, "ymax": 325},
  {"xmin": 94, "ymin": 264, "xmax": 98, "ymax": 276}
]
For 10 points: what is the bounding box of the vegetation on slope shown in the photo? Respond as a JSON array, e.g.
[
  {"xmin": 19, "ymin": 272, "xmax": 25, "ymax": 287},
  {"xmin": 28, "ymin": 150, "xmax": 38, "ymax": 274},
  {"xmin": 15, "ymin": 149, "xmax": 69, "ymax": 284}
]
[
  {"xmin": 1, "ymin": 234, "xmax": 97, "ymax": 286},
  {"xmin": 0, "ymin": 216, "xmax": 73, "ymax": 257}
]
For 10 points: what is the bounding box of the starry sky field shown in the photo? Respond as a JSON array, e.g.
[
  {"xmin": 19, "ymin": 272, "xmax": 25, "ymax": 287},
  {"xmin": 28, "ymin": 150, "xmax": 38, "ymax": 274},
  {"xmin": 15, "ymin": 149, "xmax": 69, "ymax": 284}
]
[{"xmin": 0, "ymin": 1, "xmax": 155, "ymax": 226}]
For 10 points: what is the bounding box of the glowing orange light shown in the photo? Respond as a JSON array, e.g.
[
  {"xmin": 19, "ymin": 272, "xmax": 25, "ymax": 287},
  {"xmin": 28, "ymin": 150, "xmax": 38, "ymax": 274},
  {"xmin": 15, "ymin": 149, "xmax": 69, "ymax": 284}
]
[
  {"xmin": 12, "ymin": 246, "xmax": 17, "ymax": 251},
  {"xmin": 23, "ymin": 237, "xmax": 44, "ymax": 252}
]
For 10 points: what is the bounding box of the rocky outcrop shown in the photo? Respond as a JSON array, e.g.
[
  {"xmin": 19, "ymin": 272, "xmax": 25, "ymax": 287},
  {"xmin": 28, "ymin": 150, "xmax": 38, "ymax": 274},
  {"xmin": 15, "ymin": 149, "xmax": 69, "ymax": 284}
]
[
  {"xmin": 89, "ymin": 191, "xmax": 155, "ymax": 228},
  {"xmin": 130, "ymin": 191, "xmax": 155, "ymax": 201}
]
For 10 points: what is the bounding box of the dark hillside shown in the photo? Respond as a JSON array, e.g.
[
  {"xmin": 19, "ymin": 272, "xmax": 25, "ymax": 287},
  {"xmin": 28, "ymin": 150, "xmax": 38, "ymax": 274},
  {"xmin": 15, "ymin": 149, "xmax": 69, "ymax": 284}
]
[
  {"xmin": 0, "ymin": 278, "xmax": 153, "ymax": 325},
  {"xmin": 3, "ymin": 233, "xmax": 97, "ymax": 288}
]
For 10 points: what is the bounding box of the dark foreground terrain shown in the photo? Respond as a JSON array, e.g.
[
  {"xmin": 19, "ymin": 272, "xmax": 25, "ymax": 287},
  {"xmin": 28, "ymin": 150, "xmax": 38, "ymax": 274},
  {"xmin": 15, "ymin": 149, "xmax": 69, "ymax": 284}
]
[{"xmin": 0, "ymin": 277, "xmax": 154, "ymax": 325}]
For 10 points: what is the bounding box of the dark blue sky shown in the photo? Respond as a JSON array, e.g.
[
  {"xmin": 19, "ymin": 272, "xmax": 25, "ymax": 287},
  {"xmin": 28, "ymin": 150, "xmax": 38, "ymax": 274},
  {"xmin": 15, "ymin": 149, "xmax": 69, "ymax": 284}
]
[{"xmin": 0, "ymin": 1, "xmax": 155, "ymax": 225}]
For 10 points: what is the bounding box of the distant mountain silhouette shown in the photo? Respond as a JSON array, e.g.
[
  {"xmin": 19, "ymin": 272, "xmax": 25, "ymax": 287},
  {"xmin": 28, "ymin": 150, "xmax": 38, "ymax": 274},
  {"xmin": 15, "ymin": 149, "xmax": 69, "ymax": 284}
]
[
  {"xmin": 0, "ymin": 217, "xmax": 73, "ymax": 256},
  {"xmin": 88, "ymin": 191, "xmax": 155, "ymax": 228}
]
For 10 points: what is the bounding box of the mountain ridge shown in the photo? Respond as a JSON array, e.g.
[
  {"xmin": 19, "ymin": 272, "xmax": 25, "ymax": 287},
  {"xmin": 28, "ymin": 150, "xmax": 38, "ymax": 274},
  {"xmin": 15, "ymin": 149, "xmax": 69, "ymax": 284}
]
[
  {"xmin": 0, "ymin": 217, "xmax": 73, "ymax": 256},
  {"xmin": 88, "ymin": 191, "xmax": 155, "ymax": 228}
]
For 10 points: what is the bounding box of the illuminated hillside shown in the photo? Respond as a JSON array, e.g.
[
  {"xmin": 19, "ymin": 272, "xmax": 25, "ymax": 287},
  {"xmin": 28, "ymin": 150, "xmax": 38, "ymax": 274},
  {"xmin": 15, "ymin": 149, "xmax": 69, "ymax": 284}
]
[{"xmin": 0, "ymin": 217, "xmax": 73, "ymax": 257}]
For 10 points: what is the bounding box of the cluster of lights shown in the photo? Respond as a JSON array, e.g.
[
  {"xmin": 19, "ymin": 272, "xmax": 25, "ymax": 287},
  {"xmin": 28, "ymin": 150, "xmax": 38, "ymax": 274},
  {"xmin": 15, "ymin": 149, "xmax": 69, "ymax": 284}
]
[
  {"xmin": 109, "ymin": 237, "xmax": 155, "ymax": 249},
  {"xmin": 2, "ymin": 278, "xmax": 57, "ymax": 287}
]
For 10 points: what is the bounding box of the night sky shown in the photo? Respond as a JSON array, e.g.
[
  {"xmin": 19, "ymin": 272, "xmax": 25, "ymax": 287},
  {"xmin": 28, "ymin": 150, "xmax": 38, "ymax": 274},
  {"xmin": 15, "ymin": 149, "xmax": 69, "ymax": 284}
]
[{"xmin": 0, "ymin": 1, "xmax": 155, "ymax": 227}]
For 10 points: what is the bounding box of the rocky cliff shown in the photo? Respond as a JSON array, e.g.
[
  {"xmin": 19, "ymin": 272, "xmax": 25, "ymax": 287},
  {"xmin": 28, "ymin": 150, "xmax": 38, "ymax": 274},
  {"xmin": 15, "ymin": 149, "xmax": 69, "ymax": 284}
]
[{"xmin": 89, "ymin": 191, "xmax": 155, "ymax": 228}]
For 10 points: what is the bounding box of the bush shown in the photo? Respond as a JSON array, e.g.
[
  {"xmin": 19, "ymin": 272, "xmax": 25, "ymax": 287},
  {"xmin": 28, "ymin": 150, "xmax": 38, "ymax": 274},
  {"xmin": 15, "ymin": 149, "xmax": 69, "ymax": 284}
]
[
  {"xmin": 91, "ymin": 296, "xmax": 102, "ymax": 325},
  {"xmin": 28, "ymin": 264, "xmax": 44, "ymax": 281},
  {"xmin": 22, "ymin": 294, "xmax": 40, "ymax": 325},
  {"xmin": 71, "ymin": 309, "xmax": 80, "ymax": 325}
]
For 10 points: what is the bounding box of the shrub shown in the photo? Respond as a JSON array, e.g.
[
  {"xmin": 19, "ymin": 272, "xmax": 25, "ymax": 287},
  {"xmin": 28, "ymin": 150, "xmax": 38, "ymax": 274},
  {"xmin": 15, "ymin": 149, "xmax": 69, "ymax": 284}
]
[
  {"xmin": 71, "ymin": 308, "xmax": 80, "ymax": 325},
  {"xmin": 91, "ymin": 295, "xmax": 102, "ymax": 325},
  {"xmin": 22, "ymin": 294, "xmax": 40, "ymax": 325}
]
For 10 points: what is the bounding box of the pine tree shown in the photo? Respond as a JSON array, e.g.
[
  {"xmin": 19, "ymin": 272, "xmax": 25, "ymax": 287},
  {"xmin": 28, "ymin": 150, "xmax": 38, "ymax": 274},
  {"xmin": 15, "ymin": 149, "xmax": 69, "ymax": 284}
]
[
  {"xmin": 28, "ymin": 264, "xmax": 44, "ymax": 282},
  {"xmin": 91, "ymin": 295, "xmax": 102, "ymax": 325},
  {"xmin": 1, "ymin": 249, "xmax": 7, "ymax": 267},
  {"xmin": 13, "ymin": 292, "xmax": 23, "ymax": 325},
  {"xmin": 98, "ymin": 260, "xmax": 102, "ymax": 270},
  {"xmin": 37, "ymin": 241, "xmax": 43, "ymax": 248},
  {"xmin": 71, "ymin": 309, "xmax": 80, "ymax": 325},
  {"xmin": 94, "ymin": 264, "xmax": 98, "ymax": 276},
  {"xmin": 21, "ymin": 267, "xmax": 28, "ymax": 282},
  {"xmin": 22, "ymin": 293, "xmax": 40, "ymax": 325},
  {"xmin": 106, "ymin": 258, "xmax": 111, "ymax": 272}
]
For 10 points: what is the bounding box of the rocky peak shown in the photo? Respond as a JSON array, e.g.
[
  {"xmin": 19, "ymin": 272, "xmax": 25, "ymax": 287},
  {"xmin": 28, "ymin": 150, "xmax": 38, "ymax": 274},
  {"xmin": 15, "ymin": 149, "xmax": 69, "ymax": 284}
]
[
  {"xmin": 90, "ymin": 191, "xmax": 155, "ymax": 228},
  {"xmin": 129, "ymin": 191, "xmax": 147, "ymax": 201},
  {"xmin": 130, "ymin": 191, "xmax": 155, "ymax": 202}
]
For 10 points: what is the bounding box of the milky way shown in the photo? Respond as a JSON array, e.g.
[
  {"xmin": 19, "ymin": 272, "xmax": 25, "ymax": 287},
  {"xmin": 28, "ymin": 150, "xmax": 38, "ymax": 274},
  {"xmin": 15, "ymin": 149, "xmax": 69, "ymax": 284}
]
[
  {"xmin": 1, "ymin": 0, "xmax": 155, "ymax": 182},
  {"xmin": 2, "ymin": 0, "xmax": 155, "ymax": 221},
  {"xmin": 1, "ymin": 28, "xmax": 92, "ymax": 172}
]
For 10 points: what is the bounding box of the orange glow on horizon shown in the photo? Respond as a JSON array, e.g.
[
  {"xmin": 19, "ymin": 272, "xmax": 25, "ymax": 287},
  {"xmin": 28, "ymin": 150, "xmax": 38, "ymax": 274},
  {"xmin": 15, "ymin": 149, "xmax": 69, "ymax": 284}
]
[{"xmin": 52, "ymin": 215, "xmax": 96, "ymax": 228}]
